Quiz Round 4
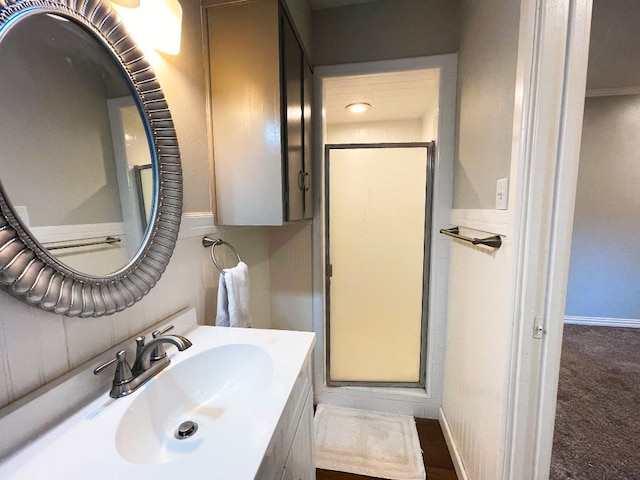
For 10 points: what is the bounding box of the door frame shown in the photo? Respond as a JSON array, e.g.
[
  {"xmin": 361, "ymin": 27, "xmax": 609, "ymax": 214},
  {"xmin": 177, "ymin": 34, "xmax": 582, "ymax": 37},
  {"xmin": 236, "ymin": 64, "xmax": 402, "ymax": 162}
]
[
  {"xmin": 312, "ymin": 54, "xmax": 457, "ymax": 416},
  {"xmin": 505, "ymin": 0, "xmax": 592, "ymax": 478},
  {"xmin": 324, "ymin": 142, "xmax": 435, "ymax": 388}
]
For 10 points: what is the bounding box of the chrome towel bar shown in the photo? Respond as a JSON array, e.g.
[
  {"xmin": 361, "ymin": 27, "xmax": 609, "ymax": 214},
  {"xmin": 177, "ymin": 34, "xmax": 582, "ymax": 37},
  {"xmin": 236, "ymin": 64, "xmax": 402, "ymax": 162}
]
[
  {"xmin": 45, "ymin": 236, "xmax": 121, "ymax": 251},
  {"xmin": 202, "ymin": 236, "xmax": 243, "ymax": 274},
  {"xmin": 439, "ymin": 227, "xmax": 502, "ymax": 249}
]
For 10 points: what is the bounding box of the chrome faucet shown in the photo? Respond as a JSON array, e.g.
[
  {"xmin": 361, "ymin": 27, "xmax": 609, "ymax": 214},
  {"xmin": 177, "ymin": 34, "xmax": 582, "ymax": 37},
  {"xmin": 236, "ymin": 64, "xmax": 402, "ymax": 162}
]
[
  {"xmin": 94, "ymin": 325, "xmax": 192, "ymax": 398},
  {"xmin": 132, "ymin": 334, "xmax": 192, "ymax": 373}
]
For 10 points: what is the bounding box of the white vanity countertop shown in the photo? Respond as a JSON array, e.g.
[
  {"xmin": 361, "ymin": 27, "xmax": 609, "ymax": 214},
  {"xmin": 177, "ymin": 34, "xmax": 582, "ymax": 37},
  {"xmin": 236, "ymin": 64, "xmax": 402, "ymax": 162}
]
[{"xmin": 0, "ymin": 324, "xmax": 315, "ymax": 480}]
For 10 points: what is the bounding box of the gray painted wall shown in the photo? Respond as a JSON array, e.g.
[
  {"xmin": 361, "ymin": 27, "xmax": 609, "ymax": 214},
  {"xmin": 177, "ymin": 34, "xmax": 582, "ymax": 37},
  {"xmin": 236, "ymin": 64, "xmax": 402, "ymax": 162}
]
[
  {"xmin": 566, "ymin": 95, "xmax": 640, "ymax": 319},
  {"xmin": 312, "ymin": 0, "xmax": 459, "ymax": 66},
  {"xmin": 453, "ymin": 0, "xmax": 520, "ymax": 209},
  {"xmin": 284, "ymin": 0, "xmax": 313, "ymax": 59},
  {"xmin": 565, "ymin": 0, "xmax": 640, "ymax": 320},
  {"xmin": 587, "ymin": 0, "xmax": 640, "ymax": 90}
]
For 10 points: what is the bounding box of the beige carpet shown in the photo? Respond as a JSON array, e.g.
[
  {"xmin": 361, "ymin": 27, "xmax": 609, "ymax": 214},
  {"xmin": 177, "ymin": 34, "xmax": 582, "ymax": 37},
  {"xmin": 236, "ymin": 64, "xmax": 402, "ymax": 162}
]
[
  {"xmin": 314, "ymin": 404, "xmax": 426, "ymax": 480},
  {"xmin": 550, "ymin": 325, "xmax": 640, "ymax": 479}
]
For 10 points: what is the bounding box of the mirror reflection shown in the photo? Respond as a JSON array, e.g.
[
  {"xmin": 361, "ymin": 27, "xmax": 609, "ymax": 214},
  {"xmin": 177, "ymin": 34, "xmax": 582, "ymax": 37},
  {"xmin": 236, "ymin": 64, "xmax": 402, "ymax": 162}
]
[{"xmin": 0, "ymin": 12, "xmax": 154, "ymax": 277}]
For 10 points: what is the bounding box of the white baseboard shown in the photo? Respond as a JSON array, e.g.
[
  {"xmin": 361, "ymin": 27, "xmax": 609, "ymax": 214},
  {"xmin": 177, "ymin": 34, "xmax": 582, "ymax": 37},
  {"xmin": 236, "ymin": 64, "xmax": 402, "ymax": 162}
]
[
  {"xmin": 585, "ymin": 86, "xmax": 640, "ymax": 97},
  {"xmin": 439, "ymin": 407, "xmax": 469, "ymax": 480},
  {"xmin": 564, "ymin": 316, "xmax": 640, "ymax": 328}
]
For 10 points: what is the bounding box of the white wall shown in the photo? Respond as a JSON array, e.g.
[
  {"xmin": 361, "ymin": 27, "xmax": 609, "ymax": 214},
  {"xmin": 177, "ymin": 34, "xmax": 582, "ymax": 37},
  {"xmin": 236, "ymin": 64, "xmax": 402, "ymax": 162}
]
[
  {"xmin": 268, "ymin": 224, "xmax": 314, "ymax": 332},
  {"xmin": 565, "ymin": 94, "xmax": 640, "ymax": 321},
  {"xmin": 441, "ymin": 0, "xmax": 522, "ymax": 479},
  {"xmin": 327, "ymin": 119, "xmax": 423, "ymax": 143}
]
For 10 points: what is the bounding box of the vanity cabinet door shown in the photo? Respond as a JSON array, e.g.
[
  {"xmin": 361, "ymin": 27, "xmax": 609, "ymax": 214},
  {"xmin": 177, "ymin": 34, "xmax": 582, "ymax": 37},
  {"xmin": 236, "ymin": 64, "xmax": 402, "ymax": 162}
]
[{"xmin": 281, "ymin": 389, "xmax": 315, "ymax": 480}]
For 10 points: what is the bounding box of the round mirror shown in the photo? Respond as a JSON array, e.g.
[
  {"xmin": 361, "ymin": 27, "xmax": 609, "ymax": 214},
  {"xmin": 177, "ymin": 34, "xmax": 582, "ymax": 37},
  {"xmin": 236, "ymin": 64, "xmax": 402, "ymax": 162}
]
[
  {"xmin": 0, "ymin": 12, "xmax": 153, "ymax": 276},
  {"xmin": 0, "ymin": 0, "xmax": 182, "ymax": 317}
]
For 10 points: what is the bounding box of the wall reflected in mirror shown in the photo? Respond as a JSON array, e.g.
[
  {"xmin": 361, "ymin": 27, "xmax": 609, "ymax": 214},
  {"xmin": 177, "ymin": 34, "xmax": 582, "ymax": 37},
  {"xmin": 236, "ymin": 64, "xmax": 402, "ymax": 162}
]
[{"xmin": 0, "ymin": 12, "xmax": 155, "ymax": 276}]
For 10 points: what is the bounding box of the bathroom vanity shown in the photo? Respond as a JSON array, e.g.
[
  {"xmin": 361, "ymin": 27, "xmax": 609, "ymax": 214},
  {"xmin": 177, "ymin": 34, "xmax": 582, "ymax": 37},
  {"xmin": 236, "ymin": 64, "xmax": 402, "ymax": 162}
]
[{"xmin": 0, "ymin": 309, "xmax": 316, "ymax": 479}]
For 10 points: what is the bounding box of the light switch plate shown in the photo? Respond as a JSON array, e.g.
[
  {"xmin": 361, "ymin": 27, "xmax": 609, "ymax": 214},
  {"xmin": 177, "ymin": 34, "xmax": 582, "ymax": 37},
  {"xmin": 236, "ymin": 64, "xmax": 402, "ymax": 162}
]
[{"xmin": 496, "ymin": 177, "xmax": 509, "ymax": 210}]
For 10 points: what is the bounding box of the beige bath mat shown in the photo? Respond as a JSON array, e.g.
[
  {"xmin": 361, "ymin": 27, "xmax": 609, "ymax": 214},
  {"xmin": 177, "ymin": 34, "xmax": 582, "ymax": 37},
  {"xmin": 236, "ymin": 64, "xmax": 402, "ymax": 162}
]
[{"xmin": 314, "ymin": 404, "xmax": 426, "ymax": 480}]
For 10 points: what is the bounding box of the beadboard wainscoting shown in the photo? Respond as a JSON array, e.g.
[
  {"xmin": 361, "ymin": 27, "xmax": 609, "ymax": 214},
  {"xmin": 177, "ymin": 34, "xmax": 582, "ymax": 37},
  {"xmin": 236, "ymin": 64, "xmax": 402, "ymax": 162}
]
[
  {"xmin": 441, "ymin": 209, "xmax": 512, "ymax": 480},
  {"xmin": 0, "ymin": 213, "xmax": 314, "ymax": 415}
]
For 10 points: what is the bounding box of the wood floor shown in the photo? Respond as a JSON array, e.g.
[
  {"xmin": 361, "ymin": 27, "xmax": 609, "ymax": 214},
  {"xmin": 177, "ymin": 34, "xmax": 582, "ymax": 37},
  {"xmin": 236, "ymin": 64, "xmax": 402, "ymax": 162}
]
[{"xmin": 316, "ymin": 417, "xmax": 458, "ymax": 480}]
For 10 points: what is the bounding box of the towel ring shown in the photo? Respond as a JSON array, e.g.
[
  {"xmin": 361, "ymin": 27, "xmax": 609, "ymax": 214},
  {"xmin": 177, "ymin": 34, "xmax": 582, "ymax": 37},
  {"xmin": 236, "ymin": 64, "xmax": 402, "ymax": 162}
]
[{"xmin": 202, "ymin": 237, "xmax": 242, "ymax": 274}]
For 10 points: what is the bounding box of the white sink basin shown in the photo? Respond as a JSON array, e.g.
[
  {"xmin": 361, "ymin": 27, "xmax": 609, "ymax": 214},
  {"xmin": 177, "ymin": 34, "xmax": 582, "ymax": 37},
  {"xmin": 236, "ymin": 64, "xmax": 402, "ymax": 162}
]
[
  {"xmin": 0, "ymin": 321, "xmax": 315, "ymax": 480},
  {"xmin": 116, "ymin": 344, "xmax": 273, "ymax": 465}
]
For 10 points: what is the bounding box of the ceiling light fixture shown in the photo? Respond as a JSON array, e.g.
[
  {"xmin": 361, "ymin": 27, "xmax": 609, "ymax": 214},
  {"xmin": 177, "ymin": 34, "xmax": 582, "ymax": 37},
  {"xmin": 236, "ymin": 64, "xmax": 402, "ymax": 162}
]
[{"xmin": 345, "ymin": 102, "xmax": 371, "ymax": 113}]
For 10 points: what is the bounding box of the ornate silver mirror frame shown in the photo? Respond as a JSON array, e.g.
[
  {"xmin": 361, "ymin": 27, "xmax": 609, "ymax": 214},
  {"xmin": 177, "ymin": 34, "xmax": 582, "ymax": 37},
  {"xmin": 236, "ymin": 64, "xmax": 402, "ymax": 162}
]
[{"xmin": 0, "ymin": 0, "xmax": 182, "ymax": 317}]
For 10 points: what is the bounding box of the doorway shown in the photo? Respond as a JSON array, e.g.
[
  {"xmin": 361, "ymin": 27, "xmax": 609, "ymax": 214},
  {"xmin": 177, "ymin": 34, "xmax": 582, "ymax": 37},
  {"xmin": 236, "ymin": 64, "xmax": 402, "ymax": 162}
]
[
  {"xmin": 311, "ymin": 54, "xmax": 457, "ymax": 416},
  {"xmin": 325, "ymin": 142, "xmax": 434, "ymax": 387},
  {"xmin": 549, "ymin": 2, "xmax": 640, "ymax": 477}
]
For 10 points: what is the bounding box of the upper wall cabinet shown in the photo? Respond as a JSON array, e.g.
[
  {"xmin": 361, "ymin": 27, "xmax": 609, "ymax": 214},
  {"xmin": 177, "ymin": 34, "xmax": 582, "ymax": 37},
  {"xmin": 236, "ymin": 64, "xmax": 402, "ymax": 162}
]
[{"xmin": 206, "ymin": 0, "xmax": 313, "ymax": 226}]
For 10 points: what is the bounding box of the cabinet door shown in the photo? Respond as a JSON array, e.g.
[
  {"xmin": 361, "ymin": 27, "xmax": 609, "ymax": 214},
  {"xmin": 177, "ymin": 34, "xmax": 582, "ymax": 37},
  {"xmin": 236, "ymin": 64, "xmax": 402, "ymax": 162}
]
[
  {"xmin": 207, "ymin": 1, "xmax": 283, "ymax": 226},
  {"xmin": 281, "ymin": 12, "xmax": 304, "ymax": 222},
  {"xmin": 281, "ymin": 390, "xmax": 315, "ymax": 480},
  {"xmin": 302, "ymin": 60, "xmax": 313, "ymax": 220}
]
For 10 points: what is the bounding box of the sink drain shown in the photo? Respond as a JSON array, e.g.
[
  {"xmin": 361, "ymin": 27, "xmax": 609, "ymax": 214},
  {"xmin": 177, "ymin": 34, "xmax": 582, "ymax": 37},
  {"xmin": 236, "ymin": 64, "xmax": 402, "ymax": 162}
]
[{"xmin": 175, "ymin": 420, "xmax": 198, "ymax": 440}]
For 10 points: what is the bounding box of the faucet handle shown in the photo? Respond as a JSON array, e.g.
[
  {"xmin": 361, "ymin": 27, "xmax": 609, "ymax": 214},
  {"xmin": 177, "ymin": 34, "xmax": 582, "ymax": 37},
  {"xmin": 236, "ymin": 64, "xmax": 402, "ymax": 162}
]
[
  {"xmin": 150, "ymin": 325, "xmax": 175, "ymax": 362},
  {"xmin": 94, "ymin": 354, "xmax": 119, "ymax": 375},
  {"xmin": 93, "ymin": 350, "xmax": 133, "ymax": 387},
  {"xmin": 152, "ymin": 324, "xmax": 174, "ymax": 338},
  {"xmin": 112, "ymin": 350, "xmax": 133, "ymax": 386},
  {"xmin": 135, "ymin": 336, "xmax": 146, "ymax": 358}
]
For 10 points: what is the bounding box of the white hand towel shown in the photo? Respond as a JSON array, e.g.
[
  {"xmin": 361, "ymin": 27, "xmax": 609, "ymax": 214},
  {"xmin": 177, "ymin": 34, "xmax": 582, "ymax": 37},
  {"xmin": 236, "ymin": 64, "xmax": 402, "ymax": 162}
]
[{"xmin": 215, "ymin": 261, "xmax": 251, "ymax": 328}]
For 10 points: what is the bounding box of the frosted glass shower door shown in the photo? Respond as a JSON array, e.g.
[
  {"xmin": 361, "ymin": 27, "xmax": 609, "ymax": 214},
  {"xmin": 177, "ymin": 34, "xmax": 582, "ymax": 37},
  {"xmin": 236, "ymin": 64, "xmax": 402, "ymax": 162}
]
[{"xmin": 326, "ymin": 143, "xmax": 433, "ymax": 385}]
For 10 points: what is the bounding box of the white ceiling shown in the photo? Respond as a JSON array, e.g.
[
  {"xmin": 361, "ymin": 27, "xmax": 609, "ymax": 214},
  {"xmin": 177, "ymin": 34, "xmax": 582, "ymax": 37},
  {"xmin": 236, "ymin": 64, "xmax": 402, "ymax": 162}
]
[
  {"xmin": 308, "ymin": 0, "xmax": 381, "ymax": 10},
  {"xmin": 324, "ymin": 69, "xmax": 440, "ymax": 125}
]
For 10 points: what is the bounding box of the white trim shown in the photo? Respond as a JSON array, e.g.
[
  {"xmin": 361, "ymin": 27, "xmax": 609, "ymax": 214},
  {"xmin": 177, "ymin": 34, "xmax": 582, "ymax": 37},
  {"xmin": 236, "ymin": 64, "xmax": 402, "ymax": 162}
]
[
  {"xmin": 30, "ymin": 222, "xmax": 126, "ymax": 244},
  {"xmin": 439, "ymin": 407, "xmax": 469, "ymax": 480},
  {"xmin": 586, "ymin": 86, "xmax": 640, "ymax": 97},
  {"xmin": 565, "ymin": 316, "xmax": 640, "ymax": 328},
  {"xmin": 505, "ymin": 1, "xmax": 593, "ymax": 479},
  {"xmin": 28, "ymin": 213, "xmax": 217, "ymax": 244},
  {"xmin": 449, "ymin": 209, "xmax": 508, "ymax": 236},
  {"xmin": 178, "ymin": 212, "xmax": 216, "ymax": 239}
]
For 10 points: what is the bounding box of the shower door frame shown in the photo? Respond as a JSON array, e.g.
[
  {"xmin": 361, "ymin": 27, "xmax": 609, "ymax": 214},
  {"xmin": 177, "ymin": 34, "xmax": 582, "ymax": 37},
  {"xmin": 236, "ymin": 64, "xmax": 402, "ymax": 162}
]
[{"xmin": 324, "ymin": 141, "xmax": 435, "ymax": 388}]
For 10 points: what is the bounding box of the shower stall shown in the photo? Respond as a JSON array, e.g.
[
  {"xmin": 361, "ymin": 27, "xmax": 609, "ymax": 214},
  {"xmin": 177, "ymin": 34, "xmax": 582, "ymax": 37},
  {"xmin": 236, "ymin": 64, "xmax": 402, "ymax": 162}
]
[
  {"xmin": 324, "ymin": 142, "xmax": 434, "ymax": 387},
  {"xmin": 313, "ymin": 56, "xmax": 456, "ymax": 417}
]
